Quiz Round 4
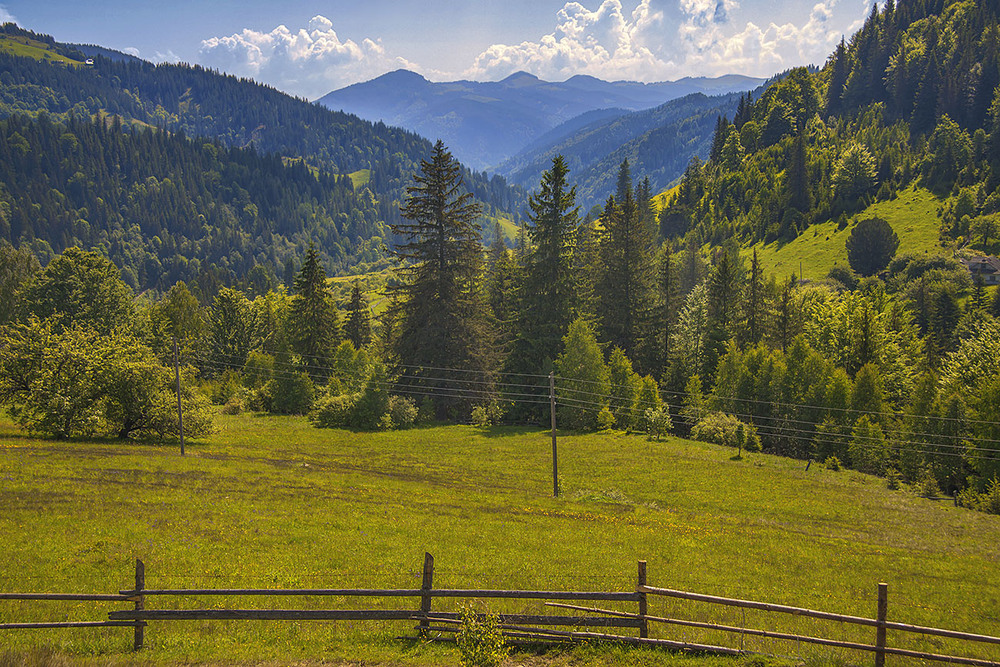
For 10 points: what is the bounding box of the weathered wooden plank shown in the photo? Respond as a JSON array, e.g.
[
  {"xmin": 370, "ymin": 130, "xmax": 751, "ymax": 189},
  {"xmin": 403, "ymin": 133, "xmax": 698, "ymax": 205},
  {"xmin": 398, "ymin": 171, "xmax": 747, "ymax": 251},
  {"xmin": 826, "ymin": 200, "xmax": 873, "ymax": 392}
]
[
  {"xmin": 548, "ymin": 602, "xmax": 1000, "ymax": 666},
  {"xmin": 108, "ymin": 608, "xmax": 640, "ymax": 627},
  {"xmin": 0, "ymin": 621, "xmax": 142, "ymax": 629},
  {"xmin": 120, "ymin": 588, "xmax": 425, "ymax": 597},
  {"xmin": 121, "ymin": 588, "xmax": 638, "ymax": 601},
  {"xmin": 639, "ymin": 585, "xmax": 880, "ymax": 627},
  {"xmin": 0, "ymin": 593, "xmax": 132, "ymax": 601},
  {"xmin": 110, "ymin": 609, "xmax": 418, "ymax": 621}
]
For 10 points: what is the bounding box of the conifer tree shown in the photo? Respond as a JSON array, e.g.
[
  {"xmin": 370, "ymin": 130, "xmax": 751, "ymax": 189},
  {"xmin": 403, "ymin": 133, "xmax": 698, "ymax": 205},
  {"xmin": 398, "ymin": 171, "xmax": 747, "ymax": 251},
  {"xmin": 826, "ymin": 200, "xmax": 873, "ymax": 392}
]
[
  {"xmin": 512, "ymin": 155, "xmax": 580, "ymax": 374},
  {"xmin": 344, "ymin": 282, "xmax": 372, "ymax": 349},
  {"xmin": 786, "ymin": 132, "xmax": 811, "ymax": 211},
  {"xmin": 391, "ymin": 141, "xmax": 496, "ymax": 416},
  {"xmin": 826, "ymin": 38, "xmax": 849, "ymax": 116},
  {"xmin": 289, "ymin": 242, "xmax": 340, "ymax": 371},
  {"xmin": 596, "ymin": 173, "xmax": 655, "ymax": 366}
]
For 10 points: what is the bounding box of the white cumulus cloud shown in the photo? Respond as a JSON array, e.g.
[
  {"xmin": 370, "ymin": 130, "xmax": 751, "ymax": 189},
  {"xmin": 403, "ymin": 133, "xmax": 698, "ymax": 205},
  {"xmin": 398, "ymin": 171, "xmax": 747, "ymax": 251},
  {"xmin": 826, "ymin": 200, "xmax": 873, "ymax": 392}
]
[
  {"xmin": 198, "ymin": 16, "xmax": 416, "ymax": 99},
  {"xmin": 467, "ymin": 0, "xmax": 858, "ymax": 83},
  {"xmin": 466, "ymin": 0, "xmax": 668, "ymax": 82},
  {"xmin": 680, "ymin": 0, "xmax": 847, "ymax": 76}
]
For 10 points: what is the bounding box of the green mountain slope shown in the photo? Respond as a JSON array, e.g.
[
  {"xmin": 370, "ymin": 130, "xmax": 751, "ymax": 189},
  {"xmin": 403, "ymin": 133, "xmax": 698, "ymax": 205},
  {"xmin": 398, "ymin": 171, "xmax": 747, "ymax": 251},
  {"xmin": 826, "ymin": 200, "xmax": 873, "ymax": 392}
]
[
  {"xmin": 0, "ymin": 24, "xmax": 526, "ymax": 272},
  {"xmin": 658, "ymin": 0, "xmax": 999, "ymax": 272},
  {"xmin": 0, "ymin": 113, "xmax": 387, "ymax": 291}
]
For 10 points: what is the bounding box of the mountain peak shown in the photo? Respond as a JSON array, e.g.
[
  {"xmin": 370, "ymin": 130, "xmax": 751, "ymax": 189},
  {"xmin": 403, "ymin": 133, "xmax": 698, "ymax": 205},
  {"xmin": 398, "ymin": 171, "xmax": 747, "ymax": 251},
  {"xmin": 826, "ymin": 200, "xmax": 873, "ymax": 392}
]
[{"xmin": 501, "ymin": 71, "xmax": 540, "ymax": 85}]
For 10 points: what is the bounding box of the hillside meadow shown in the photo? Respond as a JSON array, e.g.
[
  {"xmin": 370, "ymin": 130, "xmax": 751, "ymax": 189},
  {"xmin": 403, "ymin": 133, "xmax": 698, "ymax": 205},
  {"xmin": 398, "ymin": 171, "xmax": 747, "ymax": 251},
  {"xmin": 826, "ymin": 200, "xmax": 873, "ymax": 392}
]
[{"xmin": 2, "ymin": 412, "xmax": 999, "ymax": 665}]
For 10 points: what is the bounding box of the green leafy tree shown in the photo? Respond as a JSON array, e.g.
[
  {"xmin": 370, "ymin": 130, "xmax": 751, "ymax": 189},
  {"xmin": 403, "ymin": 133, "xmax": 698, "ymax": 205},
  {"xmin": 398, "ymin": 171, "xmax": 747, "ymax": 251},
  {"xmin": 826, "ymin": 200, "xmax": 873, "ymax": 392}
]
[
  {"xmin": 607, "ymin": 347, "xmax": 640, "ymax": 429},
  {"xmin": 848, "ymin": 415, "xmax": 888, "ymax": 475},
  {"xmin": 596, "ymin": 169, "xmax": 655, "ymax": 364},
  {"xmin": 554, "ymin": 318, "xmax": 609, "ymax": 431},
  {"xmin": 391, "ymin": 141, "xmax": 496, "ymax": 417},
  {"xmin": 833, "ymin": 143, "xmax": 878, "ymax": 202},
  {"xmin": 510, "ymin": 155, "xmax": 580, "ymax": 392},
  {"xmin": 209, "ymin": 287, "xmax": 257, "ymax": 371},
  {"xmin": 846, "ymin": 217, "xmax": 899, "ymax": 276},
  {"xmin": 0, "ymin": 241, "xmax": 39, "ymax": 326},
  {"xmin": 20, "ymin": 246, "xmax": 134, "ymax": 335}
]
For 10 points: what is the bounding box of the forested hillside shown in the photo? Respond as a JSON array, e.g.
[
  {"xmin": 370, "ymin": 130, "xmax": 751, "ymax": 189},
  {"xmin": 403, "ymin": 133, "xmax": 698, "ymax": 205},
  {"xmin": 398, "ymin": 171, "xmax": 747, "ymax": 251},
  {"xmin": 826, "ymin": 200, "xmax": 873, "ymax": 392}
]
[
  {"xmin": 0, "ymin": 112, "xmax": 386, "ymax": 292},
  {"xmin": 498, "ymin": 90, "xmax": 751, "ymax": 209},
  {"xmin": 0, "ymin": 23, "xmax": 525, "ymax": 276}
]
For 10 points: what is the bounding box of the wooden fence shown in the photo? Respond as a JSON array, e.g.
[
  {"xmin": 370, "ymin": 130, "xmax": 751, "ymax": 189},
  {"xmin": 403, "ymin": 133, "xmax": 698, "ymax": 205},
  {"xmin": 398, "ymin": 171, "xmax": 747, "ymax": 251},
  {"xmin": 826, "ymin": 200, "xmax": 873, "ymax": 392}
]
[{"xmin": 2, "ymin": 553, "xmax": 998, "ymax": 667}]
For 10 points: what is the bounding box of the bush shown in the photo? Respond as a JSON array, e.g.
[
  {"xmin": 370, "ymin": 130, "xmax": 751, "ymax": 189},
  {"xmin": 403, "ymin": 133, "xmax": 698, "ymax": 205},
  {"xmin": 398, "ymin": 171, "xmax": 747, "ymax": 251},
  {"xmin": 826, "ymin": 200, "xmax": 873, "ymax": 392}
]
[
  {"xmin": 886, "ymin": 468, "xmax": 902, "ymax": 490},
  {"xmin": 210, "ymin": 370, "xmax": 243, "ymax": 405},
  {"xmin": 221, "ymin": 396, "xmax": 244, "ymax": 415},
  {"xmin": 470, "ymin": 405, "xmax": 490, "ymax": 427},
  {"xmin": 596, "ymin": 407, "xmax": 615, "ymax": 430},
  {"xmin": 825, "ymin": 456, "xmax": 842, "ymax": 471},
  {"xmin": 691, "ymin": 412, "xmax": 760, "ymax": 451},
  {"xmin": 309, "ymin": 393, "xmax": 359, "ymax": 429},
  {"xmin": 350, "ymin": 367, "xmax": 390, "ymax": 430},
  {"xmin": 268, "ymin": 370, "xmax": 315, "ymax": 415},
  {"xmin": 388, "ymin": 395, "xmax": 417, "ymax": 429},
  {"xmin": 456, "ymin": 604, "xmax": 509, "ymax": 667},
  {"xmin": 644, "ymin": 407, "xmax": 672, "ymax": 441}
]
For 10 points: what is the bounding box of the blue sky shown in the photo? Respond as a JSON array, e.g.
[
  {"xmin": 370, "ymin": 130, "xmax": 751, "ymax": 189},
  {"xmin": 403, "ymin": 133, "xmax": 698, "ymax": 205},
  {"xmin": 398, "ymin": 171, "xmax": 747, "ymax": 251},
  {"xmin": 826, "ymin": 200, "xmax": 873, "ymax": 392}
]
[{"xmin": 1, "ymin": 0, "xmax": 871, "ymax": 99}]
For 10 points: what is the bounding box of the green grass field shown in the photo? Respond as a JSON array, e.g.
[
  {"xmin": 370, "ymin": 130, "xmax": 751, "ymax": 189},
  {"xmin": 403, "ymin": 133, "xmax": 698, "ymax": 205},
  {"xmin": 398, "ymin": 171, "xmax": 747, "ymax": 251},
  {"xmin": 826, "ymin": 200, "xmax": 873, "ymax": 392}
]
[
  {"xmin": 2, "ymin": 413, "xmax": 999, "ymax": 665},
  {"xmin": 0, "ymin": 35, "xmax": 84, "ymax": 66},
  {"xmin": 752, "ymin": 186, "xmax": 948, "ymax": 281}
]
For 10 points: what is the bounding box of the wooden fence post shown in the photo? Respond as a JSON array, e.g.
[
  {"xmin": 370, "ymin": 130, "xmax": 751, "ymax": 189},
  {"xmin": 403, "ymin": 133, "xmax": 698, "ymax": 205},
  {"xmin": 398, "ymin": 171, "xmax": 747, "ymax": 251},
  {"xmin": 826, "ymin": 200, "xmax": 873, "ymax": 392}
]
[
  {"xmin": 637, "ymin": 560, "xmax": 648, "ymax": 639},
  {"xmin": 133, "ymin": 559, "xmax": 145, "ymax": 651},
  {"xmin": 875, "ymin": 582, "xmax": 888, "ymax": 667},
  {"xmin": 419, "ymin": 552, "xmax": 434, "ymax": 637}
]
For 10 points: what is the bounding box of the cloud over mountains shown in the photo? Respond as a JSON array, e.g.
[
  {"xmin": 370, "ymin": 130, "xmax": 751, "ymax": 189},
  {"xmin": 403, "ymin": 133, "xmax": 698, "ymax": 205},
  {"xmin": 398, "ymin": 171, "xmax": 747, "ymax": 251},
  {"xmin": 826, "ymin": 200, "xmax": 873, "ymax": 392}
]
[
  {"xmin": 197, "ymin": 0, "xmax": 861, "ymax": 99},
  {"xmin": 198, "ymin": 15, "xmax": 415, "ymax": 99}
]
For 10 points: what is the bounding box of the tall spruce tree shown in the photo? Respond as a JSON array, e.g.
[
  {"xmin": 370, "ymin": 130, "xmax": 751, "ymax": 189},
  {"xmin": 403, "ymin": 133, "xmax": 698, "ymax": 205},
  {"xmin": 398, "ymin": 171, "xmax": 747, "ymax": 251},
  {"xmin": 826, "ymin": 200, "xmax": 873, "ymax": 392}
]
[
  {"xmin": 391, "ymin": 141, "xmax": 496, "ymax": 417},
  {"xmin": 596, "ymin": 163, "xmax": 655, "ymax": 366},
  {"xmin": 512, "ymin": 155, "xmax": 580, "ymax": 373},
  {"xmin": 289, "ymin": 242, "xmax": 340, "ymax": 372},
  {"xmin": 344, "ymin": 282, "xmax": 372, "ymax": 349}
]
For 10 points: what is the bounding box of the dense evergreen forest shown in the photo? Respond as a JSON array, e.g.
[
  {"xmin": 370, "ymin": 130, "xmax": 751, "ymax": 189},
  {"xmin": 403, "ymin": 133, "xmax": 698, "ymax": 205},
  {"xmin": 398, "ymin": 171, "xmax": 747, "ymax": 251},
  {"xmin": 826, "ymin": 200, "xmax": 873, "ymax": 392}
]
[{"xmin": 5, "ymin": 0, "xmax": 1000, "ymax": 515}]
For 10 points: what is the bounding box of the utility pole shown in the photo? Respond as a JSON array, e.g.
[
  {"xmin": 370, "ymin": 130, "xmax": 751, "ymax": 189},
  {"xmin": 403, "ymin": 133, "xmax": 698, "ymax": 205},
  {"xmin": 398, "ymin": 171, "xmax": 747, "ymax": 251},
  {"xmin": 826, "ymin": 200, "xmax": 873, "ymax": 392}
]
[
  {"xmin": 173, "ymin": 337, "xmax": 185, "ymax": 456},
  {"xmin": 550, "ymin": 371, "xmax": 558, "ymax": 497}
]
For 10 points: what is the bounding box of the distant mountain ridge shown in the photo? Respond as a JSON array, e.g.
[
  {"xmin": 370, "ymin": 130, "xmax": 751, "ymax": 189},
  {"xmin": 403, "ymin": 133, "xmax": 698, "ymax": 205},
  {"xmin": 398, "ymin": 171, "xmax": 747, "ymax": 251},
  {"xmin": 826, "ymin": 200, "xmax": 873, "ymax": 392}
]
[{"xmin": 316, "ymin": 70, "xmax": 765, "ymax": 170}]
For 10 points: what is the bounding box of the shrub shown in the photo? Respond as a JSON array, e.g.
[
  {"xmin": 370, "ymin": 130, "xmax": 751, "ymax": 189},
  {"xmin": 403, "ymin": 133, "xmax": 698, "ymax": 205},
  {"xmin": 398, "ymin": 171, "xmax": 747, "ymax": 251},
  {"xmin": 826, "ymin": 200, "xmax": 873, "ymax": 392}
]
[
  {"xmin": 221, "ymin": 396, "xmax": 244, "ymax": 415},
  {"xmin": 886, "ymin": 468, "xmax": 902, "ymax": 490},
  {"xmin": 596, "ymin": 407, "xmax": 615, "ymax": 430},
  {"xmin": 456, "ymin": 604, "xmax": 508, "ymax": 667},
  {"xmin": 470, "ymin": 405, "xmax": 490, "ymax": 427},
  {"xmin": 268, "ymin": 370, "xmax": 315, "ymax": 415},
  {"xmin": 349, "ymin": 364, "xmax": 390, "ymax": 429},
  {"xmin": 210, "ymin": 369, "xmax": 243, "ymax": 405},
  {"xmin": 309, "ymin": 393, "xmax": 359, "ymax": 429},
  {"xmin": 824, "ymin": 456, "xmax": 842, "ymax": 471},
  {"xmin": 691, "ymin": 412, "xmax": 759, "ymax": 451},
  {"xmin": 644, "ymin": 407, "xmax": 672, "ymax": 441},
  {"xmin": 388, "ymin": 395, "xmax": 417, "ymax": 429}
]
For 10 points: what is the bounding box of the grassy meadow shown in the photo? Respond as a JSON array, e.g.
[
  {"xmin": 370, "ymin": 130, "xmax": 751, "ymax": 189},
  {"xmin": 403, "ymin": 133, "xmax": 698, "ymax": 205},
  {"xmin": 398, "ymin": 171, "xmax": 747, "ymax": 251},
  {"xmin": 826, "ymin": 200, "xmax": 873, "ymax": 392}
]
[
  {"xmin": 752, "ymin": 186, "xmax": 947, "ymax": 281},
  {"xmin": 2, "ymin": 412, "xmax": 1000, "ymax": 665}
]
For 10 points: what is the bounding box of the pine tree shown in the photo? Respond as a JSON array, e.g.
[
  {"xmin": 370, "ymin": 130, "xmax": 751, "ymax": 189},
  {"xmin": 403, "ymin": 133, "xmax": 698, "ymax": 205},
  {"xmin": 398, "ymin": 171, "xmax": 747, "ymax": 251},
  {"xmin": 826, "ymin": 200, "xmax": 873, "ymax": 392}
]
[
  {"xmin": 289, "ymin": 242, "xmax": 340, "ymax": 373},
  {"xmin": 513, "ymin": 155, "xmax": 580, "ymax": 373},
  {"xmin": 826, "ymin": 38, "xmax": 849, "ymax": 116},
  {"xmin": 390, "ymin": 141, "xmax": 496, "ymax": 417},
  {"xmin": 344, "ymin": 282, "xmax": 372, "ymax": 349},
  {"xmin": 596, "ymin": 173, "xmax": 655, "ymax": 366},
  {"xmin": 786, "ymin": 132, "xmax": 811, "ymax": 211},
  {"xmin": 742, "ymin": 249, "xmax": 766, "ymax": 346}
]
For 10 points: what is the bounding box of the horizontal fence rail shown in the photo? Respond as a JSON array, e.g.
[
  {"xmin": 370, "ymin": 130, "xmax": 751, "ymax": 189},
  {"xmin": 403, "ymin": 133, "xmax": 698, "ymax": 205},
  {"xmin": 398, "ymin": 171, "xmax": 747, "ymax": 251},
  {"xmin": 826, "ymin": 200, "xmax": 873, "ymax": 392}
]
[{"xmin": 2, "ymin": 554, "xmax": 999, "ymax": 667}]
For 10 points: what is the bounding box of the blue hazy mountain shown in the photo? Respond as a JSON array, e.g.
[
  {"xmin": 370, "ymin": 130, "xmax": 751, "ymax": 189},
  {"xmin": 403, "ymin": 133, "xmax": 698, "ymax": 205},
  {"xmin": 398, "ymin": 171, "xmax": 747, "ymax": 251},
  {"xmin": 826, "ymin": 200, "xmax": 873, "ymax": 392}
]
[{"xmin": 316, "ymin": 70, "xmax": 764, "ymax": 170}]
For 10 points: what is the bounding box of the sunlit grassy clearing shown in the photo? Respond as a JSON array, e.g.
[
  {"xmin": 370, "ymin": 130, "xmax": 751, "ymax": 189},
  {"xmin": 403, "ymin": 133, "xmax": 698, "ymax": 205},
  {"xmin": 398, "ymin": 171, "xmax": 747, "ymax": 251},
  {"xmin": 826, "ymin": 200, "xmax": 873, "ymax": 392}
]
[
  {"xmin": 1, "ymin": 413, "xmax": 999, "ymax": 664},
  {"xmin": 0, "ymin": 35, "xmax": 84, "ymax": 66},
  {"xmin": 752, "ymin": 186, "xmax": 947, "ymax": 281}
]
